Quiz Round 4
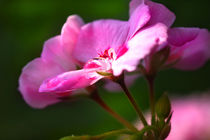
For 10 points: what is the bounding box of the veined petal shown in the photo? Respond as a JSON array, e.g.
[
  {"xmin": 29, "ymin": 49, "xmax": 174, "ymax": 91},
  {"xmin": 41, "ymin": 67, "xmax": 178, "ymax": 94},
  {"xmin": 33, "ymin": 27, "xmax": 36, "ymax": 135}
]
[
  {"xmin": 39, "ymin": 69, "xmax": 103, "ymax": 93},
  {"xmin": 73, "ymin": 20, "xmax": 129, "ymax": 63},
  {"xmin": 61, "ymin": 15, "xmax": 84, "ymax": 58},
  {"xmin": 41, "ymin": 36, "xmax": 75, "ymax": 71},
  {"xmin": 168, "ymin": 28, "xmax": 210, "ymax": 70},
  {"xmin": 146, "ymin": 1, "xmax": 175, "ymax": 27},
  {"xmin": 19, "ymin": 58, "xmax": 65, "ymax": 109},
  {"xmin": 112, "ymin": 23, "xmax": 168, "ymax": 76},
  {"xmin": 128, "ymin": 1, "xmax": 151, "ymax": 38}
]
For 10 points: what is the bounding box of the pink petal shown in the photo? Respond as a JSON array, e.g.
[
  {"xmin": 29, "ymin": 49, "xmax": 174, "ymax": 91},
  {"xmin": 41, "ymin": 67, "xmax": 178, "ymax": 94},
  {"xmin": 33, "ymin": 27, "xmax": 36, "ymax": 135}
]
[
  {"xmin": 168, "ymin": 28, "xmax": 210, "ymax": 70},
  {"xmin": 105, "ymin": 74, "xmax": 140, "ymax": 92},
  {"xmin": 129, "ymin": 0, "xmax": 144, "ymax": 15},
  {"xmin": 39, "ymin": 69, "xmax": 103, "ymax": 93},
  {"xmin": 128, "ymin": 1, "xmax": 151, "ymax": 38},
  {"xmin": 41, "ymin": 36, "xmax": 75, "ymax": 71},
  {"xmin": 73, "ymin": 20, "xmax": 129, "ymax": 63},
  {"xmin": 112, "ymin": 23, "xmax": 168, "ymax": 76},
  {"xmin": 167, "ymin": 97, "xmax": 210, "ymax": 140},
  {"xmin": 61, "ymin": 15, "xmax": 84, "ymax": 58},
  {"xmin": 19, "ymin": 58, "xmax": 65, "ymax": 109},
  {"xmin": 146, "ymin": 1, "xmax": 175, "ymax": 27},
  {"xmin": 168, "ymin": 28, "xmax": 199, "ymax": 46}
]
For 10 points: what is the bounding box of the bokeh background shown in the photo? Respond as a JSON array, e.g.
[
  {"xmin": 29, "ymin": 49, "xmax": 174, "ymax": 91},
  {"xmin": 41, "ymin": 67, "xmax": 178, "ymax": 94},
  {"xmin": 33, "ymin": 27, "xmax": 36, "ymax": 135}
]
[{"xmin": 1, "ymin": 0, "xmax": 210, "ymax": 139}]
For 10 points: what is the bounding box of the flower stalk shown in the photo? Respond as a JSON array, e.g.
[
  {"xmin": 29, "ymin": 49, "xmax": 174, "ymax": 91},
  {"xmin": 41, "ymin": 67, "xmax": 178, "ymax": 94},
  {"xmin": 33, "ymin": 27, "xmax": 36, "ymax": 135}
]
[
  {"xmin": 146, "ymin": 76, "xmax": 156, "ymax": 125},
  {"xmin": 90, "ymin": 90, "xmax": 138, "ymax": 132},
  {"xmin": 115, "ymin": 75, "xmax": 148, "ymax": 127}
]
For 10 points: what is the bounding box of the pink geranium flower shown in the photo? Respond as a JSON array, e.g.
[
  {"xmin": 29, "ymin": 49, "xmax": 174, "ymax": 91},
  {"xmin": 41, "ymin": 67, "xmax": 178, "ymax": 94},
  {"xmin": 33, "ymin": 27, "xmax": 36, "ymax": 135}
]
[
  {"xmin": 39, "ymin": 0, "xmax": 168, "ymax": 93},
  {"xmin": 167, "ymin": 27, "xmax": 210, "ymax": 70},
  {"xmin": 19, "ymin": 0, "xmax": 169, "ymax": 108},
  {"xmin": 19, "ymin": 15, "xmax": 84, "ymax": 108},
  {"xmin": 134, "ymin": 0, "xmax": 210, "ymax": 73}
]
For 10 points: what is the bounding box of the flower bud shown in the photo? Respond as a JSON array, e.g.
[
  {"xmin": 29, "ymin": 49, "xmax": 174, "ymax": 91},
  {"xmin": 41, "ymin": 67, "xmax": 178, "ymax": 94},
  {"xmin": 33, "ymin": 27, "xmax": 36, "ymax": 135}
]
[
  {"xmin": 143, "ymin": 132, "xmax": 155, "ymax": 140},
  {"xmin": 160, "ymin": 123, "xmax": 171, "ymax": 139},
  {"xmin": 155, "ymin": 93, "xmax": 171, "ymax": 119}
]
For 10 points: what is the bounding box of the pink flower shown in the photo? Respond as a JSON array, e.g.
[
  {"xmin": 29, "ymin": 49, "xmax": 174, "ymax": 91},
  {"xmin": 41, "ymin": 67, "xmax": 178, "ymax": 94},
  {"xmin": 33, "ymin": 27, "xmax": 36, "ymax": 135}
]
[
  {"xmin": 137, "ymin": 0, "xmax": 210, "ymax": 72},
  {"xmin": 19, "ymin": 15, "xmax": 84, "ymax": 108},
  {"xmin": 167, "ymin": 27, "xmax": 210, "ymax": 70},
  {"xmin": 167, "ymin": 95, "xmax": 210, "ymax": 140},
  {"xmin": 39, "ymin": 0, "xmax": 168, "ymax": 93}
]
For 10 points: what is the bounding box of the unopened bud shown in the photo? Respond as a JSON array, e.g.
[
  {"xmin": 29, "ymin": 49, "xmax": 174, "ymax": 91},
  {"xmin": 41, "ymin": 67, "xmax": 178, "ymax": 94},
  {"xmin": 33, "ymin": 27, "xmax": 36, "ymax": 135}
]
[
  {"xmin": 142, "ymin": 132, "xmax": 155, "ymax": 140},
  {"xmin": 160, "ymin": 123, "xmax": 171, "ymax": 139},
  {"xmin": 155, "ymin": 93, "xmax": 171, "ymax": 119}
]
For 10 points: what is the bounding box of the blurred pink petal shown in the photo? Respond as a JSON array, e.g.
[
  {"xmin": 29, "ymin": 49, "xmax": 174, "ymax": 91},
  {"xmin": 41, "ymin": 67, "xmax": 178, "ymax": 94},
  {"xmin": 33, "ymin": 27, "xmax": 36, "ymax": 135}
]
[
  {"xmin": 135, "ymin": 94, "xmax": 210, "ymax": 140},
  {"xmin": 168, "ymin": 28, "xmax": 210, "ymax": 70},
  {"xmin": 167, "ymin": 95, "xmax": 210, "ymax": 140}
]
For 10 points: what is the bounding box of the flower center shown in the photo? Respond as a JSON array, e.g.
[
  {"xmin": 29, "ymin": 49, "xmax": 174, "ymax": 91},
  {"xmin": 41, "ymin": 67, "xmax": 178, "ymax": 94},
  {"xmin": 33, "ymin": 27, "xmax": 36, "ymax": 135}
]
[{"xmin": 84, "ymin": 48, "xmax": 117, "ymax": 75}]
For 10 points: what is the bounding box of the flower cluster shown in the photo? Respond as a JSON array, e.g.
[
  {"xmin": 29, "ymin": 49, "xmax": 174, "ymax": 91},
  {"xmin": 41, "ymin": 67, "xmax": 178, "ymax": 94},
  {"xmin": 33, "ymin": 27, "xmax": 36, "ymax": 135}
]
[
  {"xmin": 18, "ymin": 0, "xmax": 210, "ymax": 139},
  {"xmin": 19, "ymin": 0, "xmax": 210, "ymax": 109}
]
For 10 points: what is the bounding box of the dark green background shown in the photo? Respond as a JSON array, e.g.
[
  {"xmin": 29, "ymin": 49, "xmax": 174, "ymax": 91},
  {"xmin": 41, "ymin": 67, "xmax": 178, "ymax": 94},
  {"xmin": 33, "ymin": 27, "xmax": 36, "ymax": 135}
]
[{"xmin": 0, "ymin": 0, "xmax": 210, "ymax": 139}]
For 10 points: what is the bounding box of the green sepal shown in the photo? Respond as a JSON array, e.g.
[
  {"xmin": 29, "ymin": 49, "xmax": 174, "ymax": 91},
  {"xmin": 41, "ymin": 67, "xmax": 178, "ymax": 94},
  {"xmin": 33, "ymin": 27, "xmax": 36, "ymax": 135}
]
[
  {"xmin": 96, "ymin": 71, "xmax": 112, "ymax": 76},
  {"xmin": 149, "ymin": 47, "xmax": 170, "ymax": 74},
  {"xmin": 155, "ymin": 93, "xmax": 171, "ymax": 119},
  {"xmin": 159, "ymin": 123, "xmax": 171, "ymax": 139}
]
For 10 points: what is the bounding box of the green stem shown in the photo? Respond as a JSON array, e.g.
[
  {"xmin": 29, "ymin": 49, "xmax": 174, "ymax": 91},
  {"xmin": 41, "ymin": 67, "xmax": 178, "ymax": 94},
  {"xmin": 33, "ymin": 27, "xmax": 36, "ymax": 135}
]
[
  {"xmin": 147, "ymin": 76, "xmax": 155, "ymax": 125},
  {"xmin": 90, "ymin": 91, "xmax": 138, "ymax": 132},
  {"xmin": 117, "ymin": 79, "xmax": 148, "ymax": 127},
  {"xmin": 91, "ymin": 129, "xmax": 133, "ymax": 140},
  {"xmin": 61, "ymin": 129, "xmax": 133, "ymax": 140}
]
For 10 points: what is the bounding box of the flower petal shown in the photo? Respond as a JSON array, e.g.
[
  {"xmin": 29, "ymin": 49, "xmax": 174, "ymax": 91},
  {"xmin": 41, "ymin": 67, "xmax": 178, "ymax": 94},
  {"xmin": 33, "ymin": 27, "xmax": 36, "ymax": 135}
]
[
  {"xmin": 168, "ymin": 28, "xmax": 210, "ymax": 70},
  {"xmin": 41, "ymin": 36, "xmax": 75, "ymax": 71},
  {"xmin": 146, "ymin": 1, "xmax": 175, "ymax": 27},
  {"xmin": 39, "ymin": 69, "xmax": 103, "ymax": 93},
  {"xmin": 128, "ymin": 1, "xmax": 151, "ymax": 38},
  {"xmin": 61, "ymin": 15, "xmax": 84, "ymax": 58},
  {"xmin": 112, "ymin": 23, "xmax": 168, "ymax": 76},
  {"xmin": 19, "ymin": 58, "xmax": 65, "ymax": 109},
  {"xmin": 129, "ymin": 0, "xmax": 144, "ymax": 15},
  {"xmin": 73, "ymin": 20, "xmax": 129, "ymax": 63}
]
